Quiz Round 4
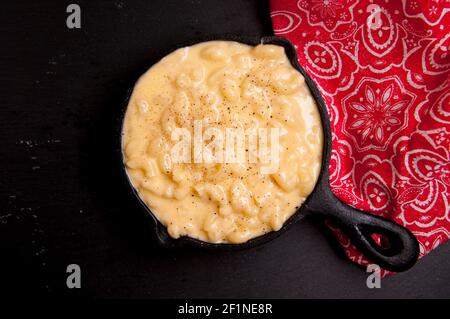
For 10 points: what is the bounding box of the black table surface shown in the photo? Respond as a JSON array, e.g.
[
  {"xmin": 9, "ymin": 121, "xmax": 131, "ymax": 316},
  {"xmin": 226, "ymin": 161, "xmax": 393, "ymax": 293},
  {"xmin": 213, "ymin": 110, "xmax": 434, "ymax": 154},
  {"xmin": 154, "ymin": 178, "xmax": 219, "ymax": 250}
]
[{"xmin": 1, "ymin": 0, "xmax": 449, "ymax": 299}]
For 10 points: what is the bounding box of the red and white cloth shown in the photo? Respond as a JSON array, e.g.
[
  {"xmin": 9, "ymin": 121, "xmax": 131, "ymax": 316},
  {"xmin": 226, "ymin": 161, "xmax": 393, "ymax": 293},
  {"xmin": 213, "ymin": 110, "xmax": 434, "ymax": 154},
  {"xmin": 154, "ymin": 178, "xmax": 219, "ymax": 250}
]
[{"xmin": 270, "ymin": 0, "xmax": 450, "ymax": 275}]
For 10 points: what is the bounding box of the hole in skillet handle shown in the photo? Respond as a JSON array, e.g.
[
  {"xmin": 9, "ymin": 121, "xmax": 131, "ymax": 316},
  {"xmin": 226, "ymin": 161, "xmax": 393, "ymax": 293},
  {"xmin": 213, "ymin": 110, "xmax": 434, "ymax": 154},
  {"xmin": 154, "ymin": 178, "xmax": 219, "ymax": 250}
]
[{"xmin": 117, "ymin": 35, "xmax": 320, "ymax": 250}]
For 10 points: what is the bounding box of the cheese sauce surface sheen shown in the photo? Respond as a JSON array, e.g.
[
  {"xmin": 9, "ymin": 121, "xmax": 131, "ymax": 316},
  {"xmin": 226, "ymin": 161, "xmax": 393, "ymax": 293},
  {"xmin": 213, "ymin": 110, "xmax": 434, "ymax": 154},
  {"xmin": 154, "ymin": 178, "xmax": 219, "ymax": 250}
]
[{"xmin": 122, "ymin": 41, "xmax": 323, "ymax": 244}]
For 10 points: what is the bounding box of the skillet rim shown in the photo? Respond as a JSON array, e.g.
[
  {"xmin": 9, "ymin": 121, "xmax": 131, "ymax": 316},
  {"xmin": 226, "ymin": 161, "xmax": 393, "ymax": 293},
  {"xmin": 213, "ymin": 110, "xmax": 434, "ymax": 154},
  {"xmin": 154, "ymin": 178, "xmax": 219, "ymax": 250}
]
[{"xmin": 117, "ymin": 34, "xmax": 332, "ymax": 250}]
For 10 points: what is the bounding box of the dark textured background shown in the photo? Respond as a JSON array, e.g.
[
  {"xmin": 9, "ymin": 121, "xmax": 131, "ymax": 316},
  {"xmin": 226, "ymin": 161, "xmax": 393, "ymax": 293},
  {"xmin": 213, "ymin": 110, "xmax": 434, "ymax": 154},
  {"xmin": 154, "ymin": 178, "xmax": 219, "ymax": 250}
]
[{"xmin": 1, "ymin": 0, "xmax": 449, "ymax": 298}]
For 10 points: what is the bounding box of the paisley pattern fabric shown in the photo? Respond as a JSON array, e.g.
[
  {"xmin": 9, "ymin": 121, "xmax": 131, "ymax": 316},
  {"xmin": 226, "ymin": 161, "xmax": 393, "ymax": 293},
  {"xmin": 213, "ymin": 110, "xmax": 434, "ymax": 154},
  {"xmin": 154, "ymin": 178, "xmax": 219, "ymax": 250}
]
[{"xmin": 270, "ymin": 0, "xmax": 450, "ymax": 275}]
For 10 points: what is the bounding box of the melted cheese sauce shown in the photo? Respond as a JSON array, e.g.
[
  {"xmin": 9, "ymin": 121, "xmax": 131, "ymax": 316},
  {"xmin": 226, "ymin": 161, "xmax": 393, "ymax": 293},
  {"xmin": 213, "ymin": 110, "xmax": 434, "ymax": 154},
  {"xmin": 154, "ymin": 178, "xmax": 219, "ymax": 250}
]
[{"xmin": 122, "ymin": 41, "xmax": 323, "ymax": 243}]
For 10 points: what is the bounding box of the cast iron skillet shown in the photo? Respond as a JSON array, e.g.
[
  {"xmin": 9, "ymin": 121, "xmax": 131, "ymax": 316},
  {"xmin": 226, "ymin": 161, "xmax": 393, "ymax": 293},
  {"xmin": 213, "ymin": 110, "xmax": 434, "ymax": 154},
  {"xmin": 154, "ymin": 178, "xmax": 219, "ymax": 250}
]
[{"xmin": 118, "ymin": 35, "xmax": 420, "ymax": 272}]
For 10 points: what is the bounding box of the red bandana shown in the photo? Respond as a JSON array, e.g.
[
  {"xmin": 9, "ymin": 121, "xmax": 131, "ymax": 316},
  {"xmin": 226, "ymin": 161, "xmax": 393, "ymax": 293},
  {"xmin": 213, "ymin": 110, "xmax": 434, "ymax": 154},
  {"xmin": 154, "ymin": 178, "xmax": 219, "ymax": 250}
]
[{"xmin": 270, "ymin": 0, "xmax": 450, "ymax": 275}]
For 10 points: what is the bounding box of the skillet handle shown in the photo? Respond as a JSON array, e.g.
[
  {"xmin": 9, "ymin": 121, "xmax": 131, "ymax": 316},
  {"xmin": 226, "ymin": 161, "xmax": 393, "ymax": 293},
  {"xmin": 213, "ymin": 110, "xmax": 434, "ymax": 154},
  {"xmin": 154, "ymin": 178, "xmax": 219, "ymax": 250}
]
[
  {"xmin": 334, "ymin": 205, "xmax": 419, "ymax": 272},
  {"xmin": 311, "ymin": 198, "xmax": 420, "ymax": 272}
]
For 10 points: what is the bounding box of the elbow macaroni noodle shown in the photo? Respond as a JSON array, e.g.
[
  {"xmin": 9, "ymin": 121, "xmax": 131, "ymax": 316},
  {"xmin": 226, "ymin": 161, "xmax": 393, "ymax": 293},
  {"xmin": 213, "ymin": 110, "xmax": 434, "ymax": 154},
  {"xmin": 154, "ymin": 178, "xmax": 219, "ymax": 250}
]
[{"xmin": 122, "ymin": 41, "xmax": 323, "ymax": 243}]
